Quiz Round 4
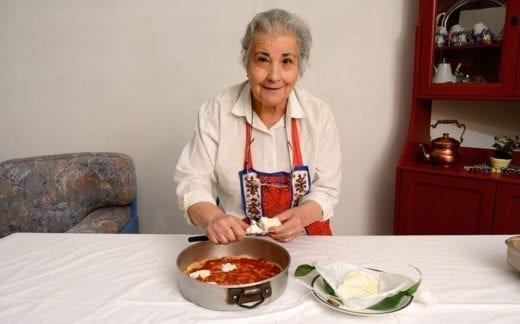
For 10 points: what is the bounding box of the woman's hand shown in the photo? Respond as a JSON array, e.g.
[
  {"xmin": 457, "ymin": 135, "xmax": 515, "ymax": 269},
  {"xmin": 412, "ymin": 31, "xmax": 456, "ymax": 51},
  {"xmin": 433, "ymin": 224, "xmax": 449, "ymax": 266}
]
[
  {"xmin": 268, "ymin": 210, "xmax": 305, "ymax": 243},
  {"xmin": 188, "ymin": 202, "xmax": 249, "ymax": 245},
  {"xmin": 268, "ymin": 201, "xmax": 323, "ymax": 243},
  {"xmin": 205, "ymin": 214, "xmax": 249, "ymax": 245}
]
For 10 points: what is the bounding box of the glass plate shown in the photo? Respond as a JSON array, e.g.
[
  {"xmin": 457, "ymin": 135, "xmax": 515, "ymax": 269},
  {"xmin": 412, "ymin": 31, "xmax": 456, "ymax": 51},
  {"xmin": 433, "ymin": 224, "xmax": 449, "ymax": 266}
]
[{"xmin": 311, "ymin": 275, "xmax": 413, "ymax": 316}]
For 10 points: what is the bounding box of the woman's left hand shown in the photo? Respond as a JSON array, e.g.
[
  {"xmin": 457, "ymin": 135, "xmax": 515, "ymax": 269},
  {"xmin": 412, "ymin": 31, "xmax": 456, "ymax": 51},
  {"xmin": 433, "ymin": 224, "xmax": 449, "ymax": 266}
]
[
  {"xmin": 268, "ymin": 208, "xmax": 305, "ymax": 243},
  {"xmin": 268, "ymin": 201, "xmax": 323, "ymax": 242}
]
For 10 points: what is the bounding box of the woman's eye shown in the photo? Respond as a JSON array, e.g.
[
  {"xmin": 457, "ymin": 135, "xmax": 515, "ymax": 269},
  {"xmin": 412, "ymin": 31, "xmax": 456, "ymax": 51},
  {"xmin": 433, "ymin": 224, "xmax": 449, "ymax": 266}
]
[{"xmin": 257, "ymin": 57, "xmax": 269, "ymax": 63}]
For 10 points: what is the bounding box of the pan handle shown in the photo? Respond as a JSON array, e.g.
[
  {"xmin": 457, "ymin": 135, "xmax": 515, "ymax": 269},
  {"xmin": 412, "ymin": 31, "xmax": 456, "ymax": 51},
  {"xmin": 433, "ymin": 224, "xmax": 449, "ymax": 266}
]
[
  {"xmin": 187, "ymin": 235, "xmax": 209, "ymax": 242},
  {"xmin": 227, "ymin": 283, "xmax": 272, "ymax": 309}
]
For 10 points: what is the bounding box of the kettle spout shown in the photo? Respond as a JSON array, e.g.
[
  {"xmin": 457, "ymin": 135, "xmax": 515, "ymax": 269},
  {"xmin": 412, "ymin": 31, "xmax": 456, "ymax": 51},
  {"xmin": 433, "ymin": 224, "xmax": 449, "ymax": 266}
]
[{"xmin": 418, "ymin": 144, "xmax": 430, "ymax": 161}]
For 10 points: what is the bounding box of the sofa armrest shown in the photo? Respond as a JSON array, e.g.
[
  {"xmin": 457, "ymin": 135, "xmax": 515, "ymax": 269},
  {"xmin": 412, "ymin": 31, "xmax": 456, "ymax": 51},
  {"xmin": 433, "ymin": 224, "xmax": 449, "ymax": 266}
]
[{"xmin": 67, "ymin": 206, "xmax": 131, "ymax": 234}]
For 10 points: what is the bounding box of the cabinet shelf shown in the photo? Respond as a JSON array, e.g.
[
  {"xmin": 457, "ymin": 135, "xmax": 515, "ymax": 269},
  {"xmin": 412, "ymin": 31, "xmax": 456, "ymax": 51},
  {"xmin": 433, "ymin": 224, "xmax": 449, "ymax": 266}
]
[
  {"xmin": 416, "ymin": 92, "xmax": 520, "ymax": 100},
  {"xmin": 434, "ymin": 43, "xmax": 502, "ymax": 51},
  {"xmin": 399, "ymin": 146, "xmax": 520, "ymax": 185}
]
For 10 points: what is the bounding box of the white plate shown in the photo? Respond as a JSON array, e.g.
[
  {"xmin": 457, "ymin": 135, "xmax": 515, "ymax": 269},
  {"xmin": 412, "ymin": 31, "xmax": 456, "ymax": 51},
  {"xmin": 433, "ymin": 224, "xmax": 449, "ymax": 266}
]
[{"xmin": 311, "ymin": 275, "xmax": 413, "ymax": 316}]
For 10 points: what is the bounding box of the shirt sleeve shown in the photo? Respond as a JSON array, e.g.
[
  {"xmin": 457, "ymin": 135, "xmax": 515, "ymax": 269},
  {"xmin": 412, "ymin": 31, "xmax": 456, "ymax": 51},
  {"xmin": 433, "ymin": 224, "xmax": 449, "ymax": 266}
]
[
  {"xmin": 174, "ymin": 100, "xmax": 220, "ymax": 223},
  {"xmin": 299, "ymin": 105, "xmax": 342, "ymax": 220}
]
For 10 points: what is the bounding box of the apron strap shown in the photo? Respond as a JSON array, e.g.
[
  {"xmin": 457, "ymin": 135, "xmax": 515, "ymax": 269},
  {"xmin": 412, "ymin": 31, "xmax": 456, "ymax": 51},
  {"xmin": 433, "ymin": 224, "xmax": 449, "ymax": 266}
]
[
  {"xmin": 244, "ymin": 122, "xmax": 253, "ymax": 169},
  {"xmin": 290, "ymin": 119, "xmax": 303, "ymax": 167}
]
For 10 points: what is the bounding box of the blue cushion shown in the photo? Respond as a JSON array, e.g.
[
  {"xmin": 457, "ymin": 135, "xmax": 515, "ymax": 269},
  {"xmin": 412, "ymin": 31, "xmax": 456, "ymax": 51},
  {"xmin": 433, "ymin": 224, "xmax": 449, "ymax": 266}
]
[{"xmin": 120, "ymin": 200, "xmax": 139, "ymax": 233}]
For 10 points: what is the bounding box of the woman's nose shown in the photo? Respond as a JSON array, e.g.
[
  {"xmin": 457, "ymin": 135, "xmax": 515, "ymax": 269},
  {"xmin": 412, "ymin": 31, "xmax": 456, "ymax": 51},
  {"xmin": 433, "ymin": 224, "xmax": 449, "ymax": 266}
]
[{"xmin": 267, "ymin": 63, "xmax": 281, "ymax": 81}]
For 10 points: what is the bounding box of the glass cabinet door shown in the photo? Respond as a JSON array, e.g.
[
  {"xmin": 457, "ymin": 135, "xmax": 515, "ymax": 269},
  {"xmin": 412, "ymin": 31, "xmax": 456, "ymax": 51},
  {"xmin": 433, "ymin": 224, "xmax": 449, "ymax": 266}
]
[{"xmin": 418, "ymin": 0, "xmax": 520, "ymax": 97}]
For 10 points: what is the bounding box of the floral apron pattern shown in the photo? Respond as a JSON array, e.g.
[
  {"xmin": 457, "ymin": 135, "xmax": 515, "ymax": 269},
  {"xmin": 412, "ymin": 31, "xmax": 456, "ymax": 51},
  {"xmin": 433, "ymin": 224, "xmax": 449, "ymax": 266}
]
[{"xmin": 239, "ymin": 119, "xmax": 332, "ymax": 235}]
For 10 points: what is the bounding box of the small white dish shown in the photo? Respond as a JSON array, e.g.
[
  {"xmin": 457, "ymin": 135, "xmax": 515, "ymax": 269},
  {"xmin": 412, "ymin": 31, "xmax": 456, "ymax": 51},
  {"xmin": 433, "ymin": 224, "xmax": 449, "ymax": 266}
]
[{"xmin": 311, "ymin": 275, "xmax": 413, "ymax": 316}]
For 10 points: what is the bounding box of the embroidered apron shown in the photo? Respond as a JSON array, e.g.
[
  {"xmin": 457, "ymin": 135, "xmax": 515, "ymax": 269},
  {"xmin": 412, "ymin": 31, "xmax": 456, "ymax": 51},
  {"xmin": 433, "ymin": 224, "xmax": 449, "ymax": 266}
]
[{"xmin": 239, "ymin": 118, "xmax": 332, "ymax": 235}]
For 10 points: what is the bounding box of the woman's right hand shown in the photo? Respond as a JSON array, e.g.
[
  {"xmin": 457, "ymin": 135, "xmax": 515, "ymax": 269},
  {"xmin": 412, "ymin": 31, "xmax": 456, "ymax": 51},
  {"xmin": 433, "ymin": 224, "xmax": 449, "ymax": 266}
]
[
  {"xmin": 187, "ymin": 202, "xmax": 249, "ymax": 244},
  {"xmin": 205, "ymin": 214, "xmax": 249, "ymax": 244}
]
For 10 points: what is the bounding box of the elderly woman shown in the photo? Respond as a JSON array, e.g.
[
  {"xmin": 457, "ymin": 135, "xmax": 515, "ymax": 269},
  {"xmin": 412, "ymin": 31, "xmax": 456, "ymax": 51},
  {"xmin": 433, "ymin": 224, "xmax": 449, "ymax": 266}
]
[{"xmin": 174, "ymin": 9, "xmax": 341, "ymax": 244}]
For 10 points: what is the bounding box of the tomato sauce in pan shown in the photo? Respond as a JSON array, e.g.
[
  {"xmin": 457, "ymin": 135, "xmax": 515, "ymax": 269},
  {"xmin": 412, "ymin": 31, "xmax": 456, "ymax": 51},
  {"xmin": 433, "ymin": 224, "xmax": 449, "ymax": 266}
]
[{"xmin": 186, "ymin": 256, "xmax": 282, "ymax": 285}]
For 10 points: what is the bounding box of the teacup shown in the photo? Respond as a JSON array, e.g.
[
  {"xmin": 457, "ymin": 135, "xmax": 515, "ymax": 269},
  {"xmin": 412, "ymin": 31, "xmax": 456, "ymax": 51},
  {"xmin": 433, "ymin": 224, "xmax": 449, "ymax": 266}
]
[
  {"xmin": 435, "ymin": 26, "xmax": 448, "ymax": 47},
  {"xmin": 449, "ymin": 24, "xmax": 471, "ymax": 46},
  {"xmin": 473, "ymin": 22, "xmax": 492, "ymax": 44}
]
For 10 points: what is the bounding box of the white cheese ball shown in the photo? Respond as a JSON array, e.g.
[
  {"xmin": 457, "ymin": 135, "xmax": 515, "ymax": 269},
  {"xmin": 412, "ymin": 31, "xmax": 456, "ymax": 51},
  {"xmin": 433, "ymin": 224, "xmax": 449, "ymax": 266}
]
[
  {"xmin": 245, "ymin": 222, "xmax": 263, "ymax": 235},
  {"xmin": 221, "ymin": 263, "xmax": 237, "ymax": 272},
  {"xmin": 336, "ymin": 270, "xmax": 379, "ymax": 299},
  {"xmin": 189, "ymin": 269, "xmax": 211, "ymax": 279},
  {"xmin": 246, "ymin": 217, "xmax": 281, "ymax": 234},
  {"xmin": 258, "ymin": 217, "xmax": 281, "ymax": 232}
]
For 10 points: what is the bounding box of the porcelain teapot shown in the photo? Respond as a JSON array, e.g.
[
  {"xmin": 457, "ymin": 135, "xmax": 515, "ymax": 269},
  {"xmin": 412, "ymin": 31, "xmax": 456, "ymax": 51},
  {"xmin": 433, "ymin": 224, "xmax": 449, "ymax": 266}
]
[
  {"xmin": 419, "ymin": 119, "xmax": 466, "ymax": 167},
  {"xmin": 433, "ymin": 59, "xmax": 456, "ymax": 83}
]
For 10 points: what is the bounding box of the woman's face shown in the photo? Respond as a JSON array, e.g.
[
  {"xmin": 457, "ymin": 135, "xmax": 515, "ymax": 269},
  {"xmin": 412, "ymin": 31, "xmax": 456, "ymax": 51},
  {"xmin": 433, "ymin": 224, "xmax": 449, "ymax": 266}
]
[{"xmin": 247, "ymin": 32, "xmax": 300, "ymax": 111}]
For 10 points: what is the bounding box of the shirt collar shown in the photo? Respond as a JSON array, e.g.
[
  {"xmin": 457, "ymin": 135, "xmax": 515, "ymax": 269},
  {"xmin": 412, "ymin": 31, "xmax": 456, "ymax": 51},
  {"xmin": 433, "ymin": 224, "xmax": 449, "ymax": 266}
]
[{"xmin": 231, "ymin": 81, "xmax": 306, "ymax": 125}]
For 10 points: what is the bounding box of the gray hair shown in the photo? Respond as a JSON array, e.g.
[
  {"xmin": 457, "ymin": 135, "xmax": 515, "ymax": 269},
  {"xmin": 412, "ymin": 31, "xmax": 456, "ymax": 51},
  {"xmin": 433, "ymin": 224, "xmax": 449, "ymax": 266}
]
[{"xmin": 241, "ymin": 9, "xmax": 312, "ymax": 76}]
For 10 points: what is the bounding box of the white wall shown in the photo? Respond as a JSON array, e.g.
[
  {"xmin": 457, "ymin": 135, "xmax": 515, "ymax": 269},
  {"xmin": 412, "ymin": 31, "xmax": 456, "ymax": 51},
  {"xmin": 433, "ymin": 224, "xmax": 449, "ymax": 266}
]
[
  {"xmin": 431, "ymin": 101, "xmax": 520, "ymax": 148},
  {"xmin": 0, "ymin": 0, "xmax": 419, "ymax": 235}
]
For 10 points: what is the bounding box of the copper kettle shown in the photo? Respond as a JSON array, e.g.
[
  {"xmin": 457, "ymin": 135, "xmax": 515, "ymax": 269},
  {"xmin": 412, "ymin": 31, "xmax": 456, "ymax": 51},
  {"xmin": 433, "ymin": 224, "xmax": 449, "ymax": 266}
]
[{"xmin": 419, "ymin": 119, "xmax": 466, "ymax": 167}]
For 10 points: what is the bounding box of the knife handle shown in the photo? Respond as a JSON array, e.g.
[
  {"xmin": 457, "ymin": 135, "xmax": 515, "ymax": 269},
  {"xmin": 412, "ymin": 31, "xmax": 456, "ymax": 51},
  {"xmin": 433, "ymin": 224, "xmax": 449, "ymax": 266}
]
[{"xmin": 188, "ymin": 235, "xmax": 209, "ymax": 242}]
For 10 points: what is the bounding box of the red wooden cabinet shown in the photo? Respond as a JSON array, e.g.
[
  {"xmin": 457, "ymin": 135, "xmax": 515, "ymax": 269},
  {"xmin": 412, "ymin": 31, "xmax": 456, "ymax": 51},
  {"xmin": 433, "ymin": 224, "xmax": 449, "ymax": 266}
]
[
  {"xmin": 417, "ymin": 0, "xmax": 520, "ymax": 98},
  {"xmin": 394, "ymin": 0, "xmax": 520, "ymax": 235},
  {"xmin": 395, "ymin": 171, "xmax": 496, "ymax": 234},
  {"xmin": 494, "ymin": 183, "xmax": 520, "ymax": 233}
]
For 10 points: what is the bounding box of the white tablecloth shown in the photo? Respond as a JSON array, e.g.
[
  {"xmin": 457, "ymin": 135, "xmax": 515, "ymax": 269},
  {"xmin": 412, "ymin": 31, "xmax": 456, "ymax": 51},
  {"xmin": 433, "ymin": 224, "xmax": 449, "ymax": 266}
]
[{"xmin": 0, "ymin": 233, "xmax": 519, "ymax": 323}]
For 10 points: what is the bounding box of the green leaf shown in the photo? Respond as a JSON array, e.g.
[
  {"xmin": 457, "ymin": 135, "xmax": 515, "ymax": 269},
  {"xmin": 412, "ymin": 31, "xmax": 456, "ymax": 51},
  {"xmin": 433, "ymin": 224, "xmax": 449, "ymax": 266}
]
[
  {"xmin": 294, "ymin": 264, "xmax": 315, "ymax": 277},
  {"xmin": 323, "ymin": 279, "xmax": 337, "ymax": 297},
  {"xmin": 368, "ymin": 279, "xmax": 421, "ymax": 311},
  {"xmin": 368, "ymin": 265, "xmax": 422, "ymax": 311}
]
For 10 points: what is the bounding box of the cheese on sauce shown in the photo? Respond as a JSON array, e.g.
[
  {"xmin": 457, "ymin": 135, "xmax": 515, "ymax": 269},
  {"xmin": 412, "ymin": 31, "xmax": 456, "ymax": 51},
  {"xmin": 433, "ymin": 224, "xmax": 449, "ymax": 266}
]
[
  {"xmin": 221, "ymin": 263, "xmax": 237, "ymax": 272},
  {"xmin": 189, "ymin": 269, "xmax": 211, "ymax": 279}
]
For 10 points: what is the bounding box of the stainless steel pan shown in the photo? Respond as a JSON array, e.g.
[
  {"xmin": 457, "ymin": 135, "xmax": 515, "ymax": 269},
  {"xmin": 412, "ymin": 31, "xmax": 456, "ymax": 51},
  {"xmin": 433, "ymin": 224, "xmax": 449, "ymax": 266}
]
[{"xmin": 176, "ymin": 237, "xmax": 290, "ymax": 311}]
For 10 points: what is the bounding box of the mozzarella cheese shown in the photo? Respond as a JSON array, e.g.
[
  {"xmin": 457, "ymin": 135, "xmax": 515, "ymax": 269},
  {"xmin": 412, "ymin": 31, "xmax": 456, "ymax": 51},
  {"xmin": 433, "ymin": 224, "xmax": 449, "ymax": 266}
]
[
  {"xmin": 221, "ymin": 263, "xmax": 237, "ymax": 272},
  {"xmin": 245, "ymin": 217, "xmax": 281, "ymax": 235},
  {"xmin": 258, "ymin": 217, "xmax": 281, "ymax": 232},
  {"xmin": 189, "ymin": 269, "xmax": 211, "ymax": 279},
  {"xmin": 336, "ymin": 270, "xmax": 379, "ymax": 299},
  {"xmin": 245, "ymin": 222, "xmax": 263, "ymax": 235}
]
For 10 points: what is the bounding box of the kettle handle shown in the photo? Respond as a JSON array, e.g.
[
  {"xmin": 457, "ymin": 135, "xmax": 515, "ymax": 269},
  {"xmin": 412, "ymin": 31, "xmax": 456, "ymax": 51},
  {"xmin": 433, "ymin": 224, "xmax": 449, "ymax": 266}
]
[
  {"xmin": 431, "ymin": 119, "xmax": 466, "ymax": 143},
  {"xmin": 440, "ymin": 0, "xmax": 505, "ymax": 29}
]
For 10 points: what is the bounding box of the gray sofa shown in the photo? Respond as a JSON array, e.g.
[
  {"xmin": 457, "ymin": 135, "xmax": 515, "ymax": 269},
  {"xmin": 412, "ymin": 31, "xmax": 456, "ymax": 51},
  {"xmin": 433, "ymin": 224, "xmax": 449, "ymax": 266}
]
[{"xmin": 0, "ymin": 152, "xmax": 138, "ymax": 238}]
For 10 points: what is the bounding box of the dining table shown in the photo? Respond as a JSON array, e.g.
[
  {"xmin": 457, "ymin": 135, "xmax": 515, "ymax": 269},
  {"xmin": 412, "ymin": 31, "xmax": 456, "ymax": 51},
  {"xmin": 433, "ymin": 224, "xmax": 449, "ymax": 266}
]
[{"xmin": 0, "ymin": 233, "xmax": 519, "ymax": 323}]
